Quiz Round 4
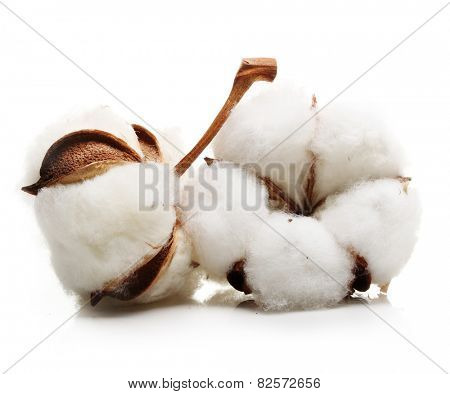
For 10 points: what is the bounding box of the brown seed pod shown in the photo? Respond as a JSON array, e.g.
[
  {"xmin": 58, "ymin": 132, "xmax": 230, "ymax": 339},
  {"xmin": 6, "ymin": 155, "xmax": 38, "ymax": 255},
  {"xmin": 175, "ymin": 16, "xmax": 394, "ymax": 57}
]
[
  {"xmin": 203, "ymin": 157, "xmax": 302, "ymax": 215},
  {"xmin": 349, "ymin": 253, "xmax": 372, "ymax": 293},
  {"xmin": 227, "ymin": 260, "xmax": 252, "ymax": 295},
  {"xmin": 90, "ymin": 230, "xmax": 177, "ymax": 306},
  {"xmin": 132, "ymin": 124, "xmax": 163, "ymax": 162}
]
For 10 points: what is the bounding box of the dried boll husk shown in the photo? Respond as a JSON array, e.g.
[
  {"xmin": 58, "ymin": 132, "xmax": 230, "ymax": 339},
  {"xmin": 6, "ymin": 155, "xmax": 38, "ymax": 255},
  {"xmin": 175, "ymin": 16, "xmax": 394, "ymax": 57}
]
[
  {"xmin": 22, "ymin": 105, "xmax": 163, "ymax": 196},
  {"xmin": 315, "ymin": 178, "xmax": 421, "ymax": 288},
  {"xmin": 213, "ymin": 81, "xmax": 405, "ymax": 213},
  {"xmin": 22, "ymin": 105, "xmax": 145, "ymax": 188}
]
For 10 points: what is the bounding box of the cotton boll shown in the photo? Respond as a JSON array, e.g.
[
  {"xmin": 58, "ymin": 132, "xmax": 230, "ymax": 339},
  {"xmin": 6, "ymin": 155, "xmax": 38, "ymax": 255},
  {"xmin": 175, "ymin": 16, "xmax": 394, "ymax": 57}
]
[
  {"xmin": 23, "ymin": 105, "xmax": 144, "ymax": 186},
  {"xmin": 35, "ymin": 162, "xmax": 194, "ymax": 303},
  {"xmin": 213, "ymin": 80, "xmax": 404, "ymax": 210},
  {"xmin": 315, "ymin": 179, "xmax": 421, "ymax": 286},
  {"xmin": 245, "ymin": 212, "xmax": 353, "ymax": 310},
  {"xmin": 181, "ymin": 161, "xmax": 270, "ymax": 279}
]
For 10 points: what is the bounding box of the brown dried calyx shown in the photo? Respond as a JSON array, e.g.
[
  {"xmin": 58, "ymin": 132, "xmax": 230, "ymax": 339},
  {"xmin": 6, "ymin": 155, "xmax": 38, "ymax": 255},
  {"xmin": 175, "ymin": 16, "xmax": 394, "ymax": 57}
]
[
  {"xmin": 91, "ymin": 230, "xmax": 177, "ymax": 306},
  {"xmin": 227, "ymin": 260, "xmax": 252, "ymax": 295},
  {"xmin": 203, "ymin": 157, "xmax": 302, "ymax": 215},
  {"xmin": 132, "ymin": 124, "xmax": 163, "ymax": 162},
  {"xmin": 22, "ymin": 125, "xmax": 162, "ymax": 195},
  {"xmin": 348, "ymin": 252, "xmax": 372, "ymax": 294},
  {"xmin": 260, "ymin": 176, "xmax": 303, "ymax": 215}
]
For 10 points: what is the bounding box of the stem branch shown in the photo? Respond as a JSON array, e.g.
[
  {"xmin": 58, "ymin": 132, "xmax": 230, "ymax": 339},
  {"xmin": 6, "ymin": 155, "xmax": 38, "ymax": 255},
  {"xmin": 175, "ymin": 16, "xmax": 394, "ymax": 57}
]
[{"xmin": 175, "ymin": 58, "xmax": 277, "ymax": 176}]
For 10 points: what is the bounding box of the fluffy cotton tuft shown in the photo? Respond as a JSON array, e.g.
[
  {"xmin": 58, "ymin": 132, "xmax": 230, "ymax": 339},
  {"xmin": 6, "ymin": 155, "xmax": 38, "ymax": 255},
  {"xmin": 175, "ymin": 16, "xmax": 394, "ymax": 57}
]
[
  {"xmin": 157, "ymin": 127, "xmax": 190, "ymax": 164},
  {"xmin": 245, "ymin": 212, "xmax": 353, "ymax": 310},
  {"xmin": 181, "ymin": 161, "xmax": 270, "ymax": 278},
  {"xmin": 35, "ymin": 163, "xmax": 193, "ymax": 302},
  {"xmin": 315, "ymin": 179, "xmax": 421, "ymax": 286},
  {"xmin": 23, "ymin": 105, "xmax": 144, "ymax": 186},
  {"xmin": 213, "ymin": 80, "xmax": 404, "ymax": 207}
]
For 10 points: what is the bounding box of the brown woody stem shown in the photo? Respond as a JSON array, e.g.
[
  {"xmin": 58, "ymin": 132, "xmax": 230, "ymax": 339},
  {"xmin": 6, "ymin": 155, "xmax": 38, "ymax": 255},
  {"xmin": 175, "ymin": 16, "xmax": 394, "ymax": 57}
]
[{"xmin": 174, "ymin": 58, "xmax": 277, "ymax": 176}]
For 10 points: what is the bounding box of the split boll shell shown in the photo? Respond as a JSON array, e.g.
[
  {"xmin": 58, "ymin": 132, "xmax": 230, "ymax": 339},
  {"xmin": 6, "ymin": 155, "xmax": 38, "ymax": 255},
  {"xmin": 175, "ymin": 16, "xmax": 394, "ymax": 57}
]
[{"xmin": 23, "ymin": 105, "xmax": 145, "ymax": 187}]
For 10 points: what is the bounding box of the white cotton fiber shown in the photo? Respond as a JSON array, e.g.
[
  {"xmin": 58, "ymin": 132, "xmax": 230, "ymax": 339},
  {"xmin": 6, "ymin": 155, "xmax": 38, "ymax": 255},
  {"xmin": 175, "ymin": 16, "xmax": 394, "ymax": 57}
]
[
  {"xmin": 213, "ymin": 82, "xmax": 313, "ymax": 208},
  {"xmin": 157, "ymin": 127, "xmax": 189, "ymax": 164},
  {"xmin": 245, "ymin": 212, "xmax": 353, "ymax": 310},
  {"xmin": 308, "ymin": 103, "xmax": 404, "ymax": 204},
  {"xmin": 23, "ymin": 105, "xmax": 144, "ymax": 186},
  {"xmin": 213, "ymin": 80, "xmax": 404, "ymax": 207},
  {"xmin": 181, "ymin": 161, "xmax": 270, "ymax": 278},
  {"xmin": 35, "ymin": 162, "xmax": 193, "ymax": 302},
  {"xmin": 315, "ymin": 179, "xmax": 421, "ymax": 286}
]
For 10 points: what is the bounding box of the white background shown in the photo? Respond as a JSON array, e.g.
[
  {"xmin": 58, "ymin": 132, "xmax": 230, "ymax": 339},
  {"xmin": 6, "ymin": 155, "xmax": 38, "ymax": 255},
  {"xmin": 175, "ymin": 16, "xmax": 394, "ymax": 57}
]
[{"xmin": 0, "ymin": 0, "xmax": 449, "ymax": 392}]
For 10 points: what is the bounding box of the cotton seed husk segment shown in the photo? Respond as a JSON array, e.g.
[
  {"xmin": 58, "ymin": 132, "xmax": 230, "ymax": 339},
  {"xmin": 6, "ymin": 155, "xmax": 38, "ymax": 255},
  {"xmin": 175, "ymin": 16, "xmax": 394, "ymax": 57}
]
[{"xmin": 22, "ymin": 129, "xmax": 143, "ymax": 195}]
